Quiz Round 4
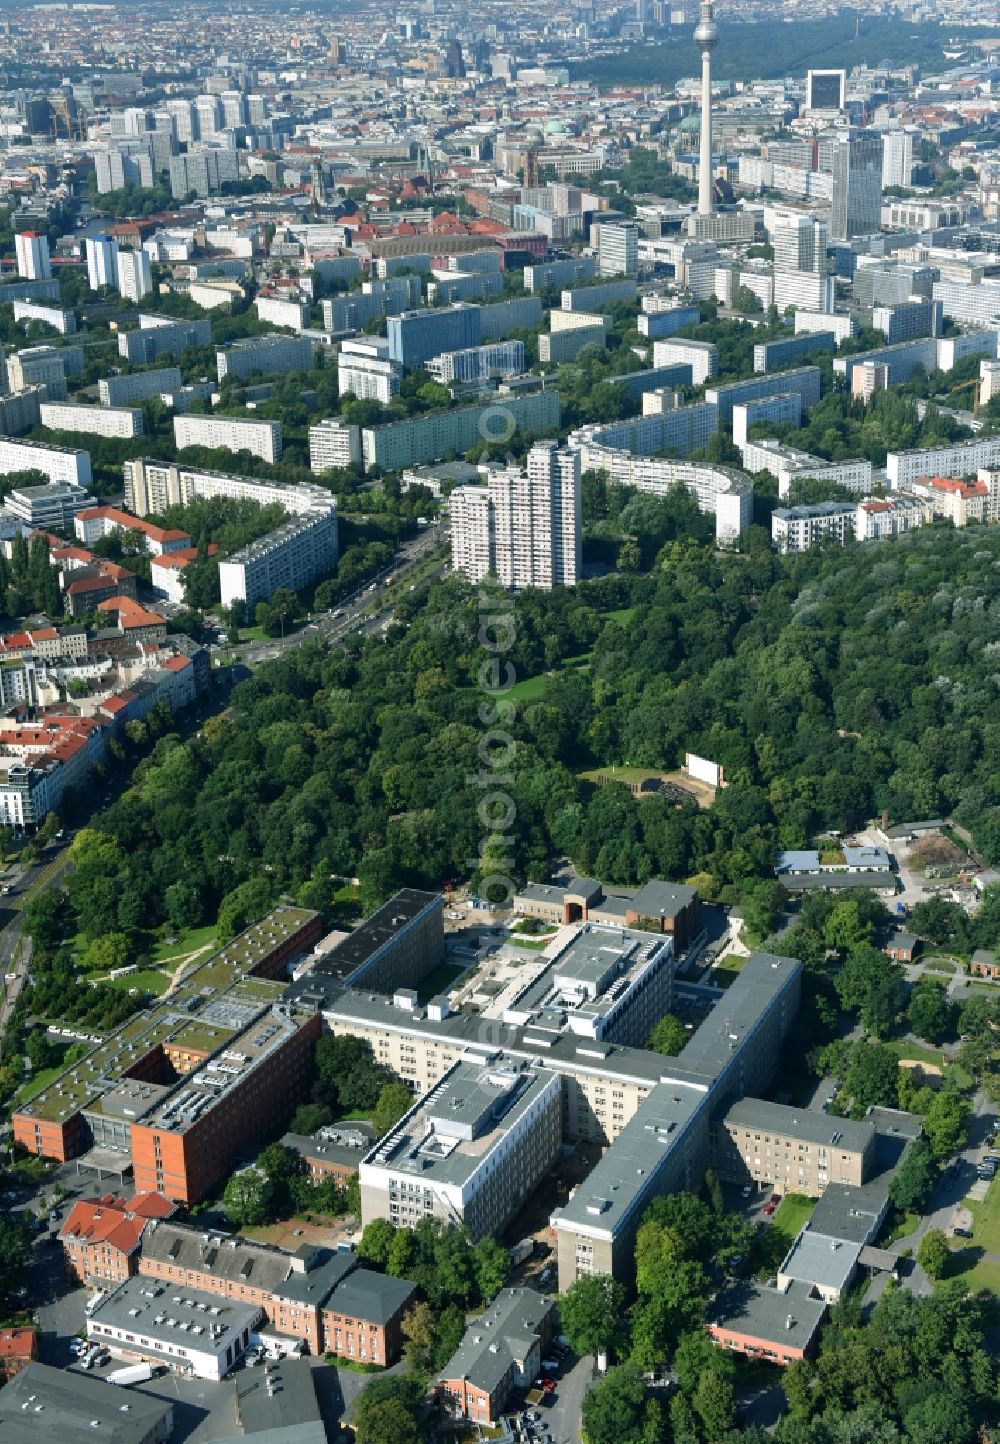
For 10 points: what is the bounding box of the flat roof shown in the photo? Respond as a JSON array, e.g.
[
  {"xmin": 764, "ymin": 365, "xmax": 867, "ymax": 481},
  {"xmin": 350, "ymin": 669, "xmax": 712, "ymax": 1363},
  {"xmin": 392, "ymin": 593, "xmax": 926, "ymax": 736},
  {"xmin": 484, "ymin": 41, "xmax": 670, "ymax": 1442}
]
[
  {"xmin": 806, "ymin": 1179, "xmax": 890, "ymax": 1245},
  {"xmin": 280, "ymin": 1124, "xmax": 373, "ymax": 1169},
  {"xmin": 363, "ymin": 1056, "xmax": 557, "ymax": 1190},
  {"xmin": 709, "ymin": 1277, "xmax": 825, "ymax": 1352},
  {"xmin": 780, "ymin": 871, "xmax": 894, "ymax": 894},
  {"xmin": 551, "ymin": 1077, "xmax": 712, "ymax": 1237},
  {"xmin": 0, "ymin": 1362, "xmax": 172, "ymax": 1444},
  {"xmin": 230, "ymin": 1358, "xmax": 324, "ymax": 1441},
  {"xmin": 89, "ymin": 1274, "xmax": 261, "ymax": 1354},
  {"xmin": 677, "ymin": 951, "xmax": 801, "ymax": 1082},
  {"xmin": 296, "ymin": 974, "xmax": 713, "ymax": 1093},
  {"xmin": 19, "ymin": 905, "xmax": 318, "ymax": 1128},
  {"xmin": 140, "ymin": 1006, "xmax": 302, "ymax": 1134},
  {"xmin": 723, "ymin": 1098, "xmax": 875, "ymax": 1154},
  {"xmin": 778, "ymin": 1228, "xmax": 860, "ymax": 1293},
  {"xmin": 505, "ymin": 923, "xmax": 671, "ymax": 1035},
  {"xmin": 312, "ymin": 888, "xmax": 440, "ymax": 983}
]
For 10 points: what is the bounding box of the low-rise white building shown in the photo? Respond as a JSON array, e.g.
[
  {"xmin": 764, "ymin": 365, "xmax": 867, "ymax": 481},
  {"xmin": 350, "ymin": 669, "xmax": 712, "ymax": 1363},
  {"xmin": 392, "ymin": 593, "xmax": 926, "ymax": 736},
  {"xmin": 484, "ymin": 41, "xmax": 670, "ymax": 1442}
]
[{"xmin": 87, "ymin": 1275, "xmax": 262, "ymax": 1381}]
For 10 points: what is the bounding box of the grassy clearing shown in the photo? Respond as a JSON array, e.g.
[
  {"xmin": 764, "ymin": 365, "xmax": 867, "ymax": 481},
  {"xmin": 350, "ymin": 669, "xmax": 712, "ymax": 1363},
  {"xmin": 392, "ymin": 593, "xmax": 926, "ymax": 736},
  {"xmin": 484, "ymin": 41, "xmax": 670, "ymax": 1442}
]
[
  {"xmin": 883, "ymin": 1039, "xmax": 947, "ymax": 1069},
  {"xmin": 604, "ymin": 607, "xmax": 636, "ymax": 626},
  {"xmin": 503, "ymin": 673, "xmax": 549, "ymax": 705},
  {"xmin": 946, "ymin": 1251, "xmax": 1000, "ymax": 1294},
  {"xmin": 152, "ymin": 924, "xmax": 219, "ymax": 964},
  {"xmin": 578, "ymin": 765, "xmax": 661, "ymax": 784},
  {"xmin": 922, "ymin": 959, "xmax": 957, "ymax": 975}
]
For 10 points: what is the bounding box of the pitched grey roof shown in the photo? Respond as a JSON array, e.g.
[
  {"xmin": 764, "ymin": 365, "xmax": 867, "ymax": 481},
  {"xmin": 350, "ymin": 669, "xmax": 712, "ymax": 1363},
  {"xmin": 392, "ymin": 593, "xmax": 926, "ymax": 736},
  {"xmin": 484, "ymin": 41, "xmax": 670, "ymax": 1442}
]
[{"xmin": 438, "ymin": 1288, "xmax": 554, "ymax": 1396}]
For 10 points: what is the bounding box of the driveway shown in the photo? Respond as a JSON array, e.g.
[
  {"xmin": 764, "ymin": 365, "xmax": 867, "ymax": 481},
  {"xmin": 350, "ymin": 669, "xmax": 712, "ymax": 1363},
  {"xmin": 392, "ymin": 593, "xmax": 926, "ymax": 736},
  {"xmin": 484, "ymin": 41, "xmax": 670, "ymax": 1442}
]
[
  {"xmin": 543, "ymin": 1352, "xmax": 594, "ymax": 1444},
  {"xmin": 893, "ymin": 1089, "xmax": 994, "ymax": 1266}
]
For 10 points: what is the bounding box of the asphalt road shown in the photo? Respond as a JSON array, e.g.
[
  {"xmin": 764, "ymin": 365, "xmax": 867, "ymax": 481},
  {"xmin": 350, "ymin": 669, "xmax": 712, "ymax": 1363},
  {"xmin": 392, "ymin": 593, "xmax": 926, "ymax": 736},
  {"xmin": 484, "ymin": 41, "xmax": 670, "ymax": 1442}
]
[
  {"xmin": 0, "ymin": 845, "xmax": 73, "ymax": 1033},
  {"xmin": 223, "ymin": 525, "xmax": 448, "ymax": 668}
]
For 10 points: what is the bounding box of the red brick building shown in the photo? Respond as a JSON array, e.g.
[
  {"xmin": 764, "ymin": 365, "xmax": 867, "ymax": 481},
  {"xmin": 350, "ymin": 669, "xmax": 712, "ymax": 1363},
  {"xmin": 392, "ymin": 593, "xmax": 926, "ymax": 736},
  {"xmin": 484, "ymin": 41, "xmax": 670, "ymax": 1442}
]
[
  {"xmin": 437, "ymin": 1289, "xmax": 556, "ymax": 1426},
  {"xmin": 707, "ymin": 1280, "xmax": 826, "ymax": 1367},
  {"xmin": 0, "ymin": 1329, "xmax": 37, "ymax": 1379},
  {"xmin": 138, "ymin": 1222, "xmax": 415, "ymax": 1362},
  {"xmin": 12, "ymin": 906, "xmax": 324, "ymax": 1206},
  {"xmin": 59, "ymin": 1192, "xmax": 176, "ymax": 1286}
]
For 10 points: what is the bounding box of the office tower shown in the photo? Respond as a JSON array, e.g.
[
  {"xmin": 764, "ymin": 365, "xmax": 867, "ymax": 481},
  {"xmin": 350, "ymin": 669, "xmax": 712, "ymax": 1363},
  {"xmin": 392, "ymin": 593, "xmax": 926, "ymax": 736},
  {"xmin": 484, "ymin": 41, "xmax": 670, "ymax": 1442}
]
[
  {"xmin": 194, "ymin": 95, "xmax": 222, "ymax": 140},
  {"xmin": 86, "ymin": 235, "xmax": 119, "ymax": 291},
  {"xmin": 598, "ymin": 222, "xmax": 639, "ymax": 278},
  {"xmin": 805, "ymin": 69, "xmax": 845, "ymax": 112},
  {"xmin": 880, "ymin": 129, "xmax": 913, "ymax": 189},
  {"xmin": 830, "ymin": 131, "xmax": 883, "ymax": 241},
  {"xmin": 15, "ymin": 231, "xmax": 51, "ymax": 281},
  {"xmin": 387, "ymin": 306, "xmax": 481, "ymax": 368},
  {"xmin": 116, "ymin": 248, "xmax": 153, "ymax": 303},
  {"xmin": 694, "ymin": 0, "xmax": 719, "ymax": 216},
  {"xmin": 220, "ymin": 91, "xmax": 246, "ymax": 129},
  {"xmin": 773, "ymin": 215, "xmax": 828, "ymax": 274},
  {"xmin": 165, "ymin": 98, "xmax": 196, "ymax": 145},
  {"xmin": 247, "ymin": 94, "xmax": 269, "ymax": 126},
  {"xmin": 444, "ymin": 39, "xmax": 465, "ymax": 77},
  {"xmin": 450, "ymin": 442, "xmax": 581, "ymax": 591}
]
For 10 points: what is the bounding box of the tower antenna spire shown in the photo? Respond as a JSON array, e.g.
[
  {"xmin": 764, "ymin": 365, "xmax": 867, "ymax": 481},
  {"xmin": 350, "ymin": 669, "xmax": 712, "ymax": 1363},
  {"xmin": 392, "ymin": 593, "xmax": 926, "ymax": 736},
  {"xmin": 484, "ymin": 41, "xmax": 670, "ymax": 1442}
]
[{"xmin": 694, "ymin": 0, "xmax": 720, "ymax": 217}]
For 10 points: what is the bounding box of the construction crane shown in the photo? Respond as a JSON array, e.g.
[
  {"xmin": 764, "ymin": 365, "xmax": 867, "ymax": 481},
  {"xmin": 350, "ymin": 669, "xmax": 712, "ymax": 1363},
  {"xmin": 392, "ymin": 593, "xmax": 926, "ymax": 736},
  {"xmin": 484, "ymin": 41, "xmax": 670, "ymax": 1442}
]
[{"xmin": 949, "ymin": 377, "xmax": 981, "ymax": 416}]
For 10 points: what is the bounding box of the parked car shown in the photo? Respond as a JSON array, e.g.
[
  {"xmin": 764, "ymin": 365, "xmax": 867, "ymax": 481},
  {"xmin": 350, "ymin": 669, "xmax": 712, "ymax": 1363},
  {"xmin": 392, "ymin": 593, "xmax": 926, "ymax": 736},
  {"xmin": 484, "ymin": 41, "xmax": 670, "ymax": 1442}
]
[
  {"xmin": 953, "ymin": 1227, "xmax": 973, "ymax": 1239},
  {"xmin": 740, "ymin": 1185, "xmax": 752, "ymax": 1198}
]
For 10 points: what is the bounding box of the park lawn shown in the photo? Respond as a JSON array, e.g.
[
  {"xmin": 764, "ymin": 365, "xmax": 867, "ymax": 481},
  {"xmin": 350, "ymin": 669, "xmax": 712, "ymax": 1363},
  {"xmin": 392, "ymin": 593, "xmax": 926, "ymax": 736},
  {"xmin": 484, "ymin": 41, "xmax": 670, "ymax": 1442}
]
[
  {"xmin": 604, "ymin": 607, "xmax": 636, "ymax": 626},
  {"xmin": 152, "ymin": 924, "xmax": 219, "ymax": 964},
  {"xmin": 922, "ymin": 959, "xmax": 957, "ymax": 975},
  {"xmin": 503, "ymin": 673, "xmax": 549, "ymax": 705},
  {"xmin": 946, "ymin": 1250, "xmax": 1000, "ymax": 1295},
  {"xmin": 965, "ymin": 1178, "xmax": 1000, "ymax": 1255},
  {"xmin": 752, "ymin": 1195, "xmax": 814, "ymax": 1275},
  {"xmin": 102, "ymin": 968, "xmax": 170, "ymax": 996},
  {"xmin": 883, "ymin": 1040, "xmax": 947, "ymax": 1069},
  {"xmin": 332, "ymin": 883, "xmax": 362, "ymax": 920},
  {"xmin": 578, "ymin": 765, "xmax": 662, "ymax": 785}
]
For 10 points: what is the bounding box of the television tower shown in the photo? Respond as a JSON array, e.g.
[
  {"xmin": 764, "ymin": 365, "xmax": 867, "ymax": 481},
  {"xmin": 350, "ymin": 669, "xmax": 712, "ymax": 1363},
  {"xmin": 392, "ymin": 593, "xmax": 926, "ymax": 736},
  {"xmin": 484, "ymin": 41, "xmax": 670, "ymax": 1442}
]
[{"xmin": 694, "ymin": 0, "xmax": 719, "ymax": 216}]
